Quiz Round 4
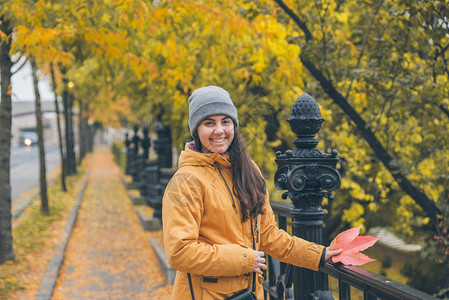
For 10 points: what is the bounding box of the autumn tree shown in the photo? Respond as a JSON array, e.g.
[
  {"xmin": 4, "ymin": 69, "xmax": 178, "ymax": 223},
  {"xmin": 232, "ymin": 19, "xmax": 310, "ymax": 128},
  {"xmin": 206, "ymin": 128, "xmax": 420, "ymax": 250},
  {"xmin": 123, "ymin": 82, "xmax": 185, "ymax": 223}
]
[
  {"xmin": 8, "ymin": 0, "xmax": 142, "ymax": 174},
  {"xmin": 6, "ymin": 0, "xmax": 72, "ymax": 213}
]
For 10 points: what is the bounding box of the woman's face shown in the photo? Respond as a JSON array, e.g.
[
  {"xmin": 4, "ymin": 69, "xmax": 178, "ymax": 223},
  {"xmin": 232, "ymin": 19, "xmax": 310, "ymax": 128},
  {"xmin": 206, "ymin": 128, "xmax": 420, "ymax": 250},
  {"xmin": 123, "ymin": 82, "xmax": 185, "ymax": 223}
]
[{"xmin": 197, "ymin": 115, "xmax": 234, "ymax": 153}]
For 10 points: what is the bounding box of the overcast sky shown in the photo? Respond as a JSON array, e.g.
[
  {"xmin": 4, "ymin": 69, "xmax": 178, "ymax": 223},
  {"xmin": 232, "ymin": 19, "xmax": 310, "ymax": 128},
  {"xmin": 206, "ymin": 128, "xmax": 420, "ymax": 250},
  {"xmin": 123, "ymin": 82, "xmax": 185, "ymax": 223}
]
[{"xmin": 10, "ymin": 61, "xmax": 55, "ymax": 102}]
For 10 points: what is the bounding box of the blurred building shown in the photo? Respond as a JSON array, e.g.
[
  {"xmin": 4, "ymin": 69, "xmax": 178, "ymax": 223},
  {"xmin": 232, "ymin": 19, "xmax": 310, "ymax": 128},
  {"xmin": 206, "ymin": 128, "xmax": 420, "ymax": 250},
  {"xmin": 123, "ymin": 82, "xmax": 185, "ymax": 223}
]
[{"xmin": 11, "ymin": 101, "xmax": 63, "ymax": 147}]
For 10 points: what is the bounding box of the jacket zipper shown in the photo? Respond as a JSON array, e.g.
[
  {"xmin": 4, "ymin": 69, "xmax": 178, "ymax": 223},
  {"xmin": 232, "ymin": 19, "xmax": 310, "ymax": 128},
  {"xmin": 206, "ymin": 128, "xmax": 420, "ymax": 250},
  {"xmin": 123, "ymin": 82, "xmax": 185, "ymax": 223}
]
[{"xmin": 214, "ymin": 162, "xmax": 238, "ymax": 214}]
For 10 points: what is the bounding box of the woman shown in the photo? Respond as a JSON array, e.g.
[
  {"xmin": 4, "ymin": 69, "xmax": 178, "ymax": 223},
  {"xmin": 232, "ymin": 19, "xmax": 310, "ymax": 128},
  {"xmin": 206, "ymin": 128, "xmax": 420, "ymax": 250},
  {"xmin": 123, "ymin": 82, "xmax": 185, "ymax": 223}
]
[{"xmin": 162, "ymin": 86, "xmax": 341, "ymax": 299}]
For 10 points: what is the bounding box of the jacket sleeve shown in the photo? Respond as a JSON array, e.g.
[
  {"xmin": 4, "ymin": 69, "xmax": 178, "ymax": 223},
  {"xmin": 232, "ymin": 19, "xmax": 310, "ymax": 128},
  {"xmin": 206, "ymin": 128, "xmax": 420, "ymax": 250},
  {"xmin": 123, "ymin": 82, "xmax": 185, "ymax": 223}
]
[
  {"xmin": 162, "ymin": 172, "xmax": 255, "ymax": 277},
  {"xmin": 258, "ymin": 194, "xmax": 324, "ymax": 271}
]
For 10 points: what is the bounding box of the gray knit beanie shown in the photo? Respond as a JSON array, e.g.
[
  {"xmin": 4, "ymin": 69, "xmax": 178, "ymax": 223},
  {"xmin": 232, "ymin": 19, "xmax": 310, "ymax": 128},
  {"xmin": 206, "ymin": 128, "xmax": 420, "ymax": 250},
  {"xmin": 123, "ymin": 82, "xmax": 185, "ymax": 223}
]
[{"xmin": 188, "ymin": 86, "xmax": 239, "ymax": 136}]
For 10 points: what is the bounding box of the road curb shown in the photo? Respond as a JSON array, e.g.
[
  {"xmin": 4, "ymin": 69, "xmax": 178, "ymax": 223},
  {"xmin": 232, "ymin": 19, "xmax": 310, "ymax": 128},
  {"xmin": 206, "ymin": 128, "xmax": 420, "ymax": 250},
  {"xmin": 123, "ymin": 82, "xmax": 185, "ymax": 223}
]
[
  {"xmin": 12, "ymin": 176, "xmax": 59, "ymax": 219},
  {"xmin": 149, "ymin": 237, "xmax": 176, "ymax": 285},
  {"xmin": 12, "ymin": 193, "xmax": 39, "ymax": 219},
  {"xmin": 136, "ymin": 208, "xmax": 162, "ymax": 231},
  {"xmin": 35, "ymin": 171, "xmax": 90, "ymax": 300}
]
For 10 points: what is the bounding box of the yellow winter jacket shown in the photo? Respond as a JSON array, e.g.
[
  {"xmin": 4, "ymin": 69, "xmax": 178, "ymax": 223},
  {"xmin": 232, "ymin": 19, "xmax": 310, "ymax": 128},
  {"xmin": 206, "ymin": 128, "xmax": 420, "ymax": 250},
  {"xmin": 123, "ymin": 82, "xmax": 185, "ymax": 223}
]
[{"xmin": 162, "ymin": 144, "xmax": 324, "ymax": 300}]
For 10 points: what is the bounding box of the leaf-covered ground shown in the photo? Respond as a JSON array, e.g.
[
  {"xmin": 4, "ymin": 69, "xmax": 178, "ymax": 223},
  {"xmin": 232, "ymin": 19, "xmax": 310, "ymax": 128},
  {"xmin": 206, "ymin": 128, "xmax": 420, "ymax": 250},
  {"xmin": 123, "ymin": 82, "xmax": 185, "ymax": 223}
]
[{"xmin": 51, "ymin": 146, "xmax": 172, "ymax": 299}]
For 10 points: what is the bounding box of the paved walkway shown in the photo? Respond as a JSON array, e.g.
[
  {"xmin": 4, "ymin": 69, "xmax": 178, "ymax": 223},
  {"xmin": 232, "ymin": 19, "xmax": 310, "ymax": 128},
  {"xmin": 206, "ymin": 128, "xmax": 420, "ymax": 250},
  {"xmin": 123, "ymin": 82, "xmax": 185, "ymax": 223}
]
[{"xmin": 51, "ymin": 146, "xmax": 169, "ymax": 299}]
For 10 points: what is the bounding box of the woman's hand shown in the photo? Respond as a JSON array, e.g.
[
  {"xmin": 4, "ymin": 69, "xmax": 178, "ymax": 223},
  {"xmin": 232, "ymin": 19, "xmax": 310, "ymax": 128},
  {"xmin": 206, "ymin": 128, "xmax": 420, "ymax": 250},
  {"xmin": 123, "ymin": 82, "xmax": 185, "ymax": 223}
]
[
  {"xmin": 252, "ymin": 250, "xmax": 267, "ymax": 275},
  {"xmin": 325, "ymin": 247, "xmax": 342, "ymax": 263}
]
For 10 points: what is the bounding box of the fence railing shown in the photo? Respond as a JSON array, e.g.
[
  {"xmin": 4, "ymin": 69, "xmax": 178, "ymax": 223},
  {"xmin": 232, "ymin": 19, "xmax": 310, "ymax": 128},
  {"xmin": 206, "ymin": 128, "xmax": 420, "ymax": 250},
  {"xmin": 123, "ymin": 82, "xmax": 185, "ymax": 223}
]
[{"xmin": 265, "ymin": 201, "xmax": 438, "ymax": 300}]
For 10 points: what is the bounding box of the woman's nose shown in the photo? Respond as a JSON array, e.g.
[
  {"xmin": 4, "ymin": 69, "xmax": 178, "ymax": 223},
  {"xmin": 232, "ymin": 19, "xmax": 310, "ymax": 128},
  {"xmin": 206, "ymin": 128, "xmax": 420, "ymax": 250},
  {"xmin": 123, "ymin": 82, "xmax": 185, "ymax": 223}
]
[{"xmin": 213, "ymin": 125, "xmax": 225, "ymax": 134}]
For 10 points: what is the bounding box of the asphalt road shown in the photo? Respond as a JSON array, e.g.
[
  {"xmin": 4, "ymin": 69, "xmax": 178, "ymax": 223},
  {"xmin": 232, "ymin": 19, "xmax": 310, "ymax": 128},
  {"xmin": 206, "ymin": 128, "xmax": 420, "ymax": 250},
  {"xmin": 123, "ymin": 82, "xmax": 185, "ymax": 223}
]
[{"xmin": 10, "ymin": 144, "xmax": 61, "ymax": 206}]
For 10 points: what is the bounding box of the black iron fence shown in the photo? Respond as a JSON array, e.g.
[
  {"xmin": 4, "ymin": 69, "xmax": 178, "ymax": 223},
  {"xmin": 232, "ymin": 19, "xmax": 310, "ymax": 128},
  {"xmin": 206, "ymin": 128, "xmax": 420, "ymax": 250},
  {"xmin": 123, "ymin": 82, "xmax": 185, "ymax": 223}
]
[
  {"xmin": 120, "ymin": 122, "xmax": 176, "ymax": 221},
  {"xmin": 264, "ymin": 201, "xmax": 438, "ymax": 300},
  {"xmin": 140, "ymin": 162, "xmax": 176, "ymax": 219}
]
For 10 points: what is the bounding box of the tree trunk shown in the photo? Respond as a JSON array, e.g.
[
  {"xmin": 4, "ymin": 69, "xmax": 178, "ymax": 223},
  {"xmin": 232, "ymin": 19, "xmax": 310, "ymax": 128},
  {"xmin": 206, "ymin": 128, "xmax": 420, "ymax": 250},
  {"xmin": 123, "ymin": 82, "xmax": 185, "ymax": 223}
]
[
  {"xmin": 30, "ymin": 57, "xmax": 49, "ymax": 214},
  {"xmin": 78, "ymin": 101, "xmax": 88, "ymax": 164},
  {"xmin": 78, "ymin": 103, "xmax": 83, "ymax": 164},
  {"xmin": 60, "ymin": 67, "xmax": 77, "ymax": 175},
  {"xmin": 50, "ymin": 64, "xmax": 67, "ymax": 191},
  {"xmin": 0, "ymin": 16, "xmax": 15, "ymax": 264},
  {"xmin": 68, "ymin": 92, "xmax": 77, "ymax": 172}
]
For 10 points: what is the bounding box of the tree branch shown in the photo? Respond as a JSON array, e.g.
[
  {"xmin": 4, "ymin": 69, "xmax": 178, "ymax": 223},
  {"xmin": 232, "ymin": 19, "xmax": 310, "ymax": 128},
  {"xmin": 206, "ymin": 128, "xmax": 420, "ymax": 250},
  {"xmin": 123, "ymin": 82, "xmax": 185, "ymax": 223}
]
[
  {"xmin": 11, "ymin": 56, "xmax": 27, "ymax": 76},
  {"xmin": 439, "ymin": 104, "xmax": 449, "ymax": 119},
  {"xmin": 438, "ymin": 43, "xmax": 449, "ymax": 79},
  {"xmin": 274, "ymin": 0, "xmax": 312, "ymax": 42}
]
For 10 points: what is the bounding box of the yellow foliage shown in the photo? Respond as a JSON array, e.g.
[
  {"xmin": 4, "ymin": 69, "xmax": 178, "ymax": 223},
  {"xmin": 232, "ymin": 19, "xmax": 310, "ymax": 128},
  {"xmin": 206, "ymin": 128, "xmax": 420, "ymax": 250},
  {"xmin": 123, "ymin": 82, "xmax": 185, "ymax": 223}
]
[
  {"xmin": 417, "ymin": 158, "xmax": 435, "ymax": 179},
  {"xmin": 335, "ymin": 11, "xmax": 349, "ymax": 23},
  {"xmin": 368, "ymin": 202, "xmax": 379, "ymax": 212},
  {"xmin": 342, "ymin": 203, "xmax": 365, "ymax": 224},
  {"xmin": 0, "ymin": 29, "xmax": 7, "ymax": 40},
  {"xmin": 249, "ymin": 48, "xmax": 267, "ymax": 73},
  {"xmin": 344, "ymin": 40, "xmax": 358, "ymax": 56}
]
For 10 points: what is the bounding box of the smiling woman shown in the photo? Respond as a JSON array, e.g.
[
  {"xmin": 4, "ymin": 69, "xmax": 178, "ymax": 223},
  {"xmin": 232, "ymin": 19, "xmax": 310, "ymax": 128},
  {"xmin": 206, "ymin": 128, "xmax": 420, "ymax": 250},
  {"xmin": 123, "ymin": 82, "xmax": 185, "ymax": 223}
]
[{"xmin": 162, "ymin": 86, "xmax": 341, "ymax": 300}]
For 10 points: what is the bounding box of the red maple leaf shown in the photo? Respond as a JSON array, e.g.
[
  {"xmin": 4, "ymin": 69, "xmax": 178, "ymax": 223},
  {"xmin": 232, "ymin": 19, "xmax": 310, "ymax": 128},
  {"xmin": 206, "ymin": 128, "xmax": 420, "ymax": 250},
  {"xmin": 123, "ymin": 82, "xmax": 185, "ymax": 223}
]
[{"xmin": 330, "ymin": 226, "xmax": 379, "ymax": 266}]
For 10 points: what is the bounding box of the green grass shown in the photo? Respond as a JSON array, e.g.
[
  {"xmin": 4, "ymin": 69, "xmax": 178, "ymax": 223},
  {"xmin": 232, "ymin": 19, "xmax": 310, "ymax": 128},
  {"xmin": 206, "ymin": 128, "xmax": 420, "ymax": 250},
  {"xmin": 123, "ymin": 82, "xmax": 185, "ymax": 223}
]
[{"xmin": 0, "ymin": 271, "xmax": 25, "ymax": 298}]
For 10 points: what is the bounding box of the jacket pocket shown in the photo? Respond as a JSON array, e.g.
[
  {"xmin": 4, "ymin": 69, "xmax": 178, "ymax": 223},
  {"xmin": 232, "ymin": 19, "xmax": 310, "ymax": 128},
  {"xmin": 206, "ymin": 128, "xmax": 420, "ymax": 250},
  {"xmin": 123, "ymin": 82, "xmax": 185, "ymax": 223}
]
[{"xmin": 200, "ymin": 276, "xmax": 248, "ymax": 299}]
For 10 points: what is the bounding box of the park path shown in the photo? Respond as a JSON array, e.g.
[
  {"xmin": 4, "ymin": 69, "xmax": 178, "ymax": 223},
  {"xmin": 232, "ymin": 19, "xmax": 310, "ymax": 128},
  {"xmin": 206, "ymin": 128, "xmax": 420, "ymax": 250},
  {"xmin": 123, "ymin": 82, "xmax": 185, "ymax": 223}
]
[{"xmin": 51, "ymin": 146, "xmax": 170, "ymax": 299}]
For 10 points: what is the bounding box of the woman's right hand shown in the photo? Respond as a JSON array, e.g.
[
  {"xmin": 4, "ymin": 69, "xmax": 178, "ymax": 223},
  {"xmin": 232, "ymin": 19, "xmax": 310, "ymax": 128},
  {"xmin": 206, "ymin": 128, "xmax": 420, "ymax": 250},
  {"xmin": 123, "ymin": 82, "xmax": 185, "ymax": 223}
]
[
  {"xmin": 252, "ymin": 250, "xmax": 267, "ymax": 275},
  {"xmin": 325, "ymin": 247, "xmax": 342, "ymax": 263}
]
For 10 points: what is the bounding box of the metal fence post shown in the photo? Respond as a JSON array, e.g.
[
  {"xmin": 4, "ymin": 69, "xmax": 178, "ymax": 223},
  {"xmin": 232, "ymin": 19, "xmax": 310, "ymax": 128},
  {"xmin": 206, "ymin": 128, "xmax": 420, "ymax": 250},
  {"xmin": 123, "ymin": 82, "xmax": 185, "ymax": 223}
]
[
  {"xmin": 154, "ymin": 122, "xmax": 172, "ymax": 168},
  {"xmin": 124, "ymin": 132, "xmax": 132, "ymax": 175},
  {"xmin": 141, "ymin": 126, "xmax": 151, "ymax": 161},
  {"xmin": 274, "ymin": 93, "xmax": 341, "ymax": 299}
]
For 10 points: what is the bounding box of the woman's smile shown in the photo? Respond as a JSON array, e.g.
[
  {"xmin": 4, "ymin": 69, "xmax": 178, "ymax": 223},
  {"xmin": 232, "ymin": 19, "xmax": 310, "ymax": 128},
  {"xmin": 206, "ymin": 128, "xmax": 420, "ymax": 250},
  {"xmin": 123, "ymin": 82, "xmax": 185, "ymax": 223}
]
[{"xmin": 210, "ymin": 137, "xmax": 226, "ymax": 143}]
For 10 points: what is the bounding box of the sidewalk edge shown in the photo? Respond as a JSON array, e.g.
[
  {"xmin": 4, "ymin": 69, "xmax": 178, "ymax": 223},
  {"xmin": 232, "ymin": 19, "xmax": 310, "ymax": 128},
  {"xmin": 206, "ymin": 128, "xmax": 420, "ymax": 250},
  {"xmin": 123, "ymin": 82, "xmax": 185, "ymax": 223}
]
[
  {"xmin": 149, "ymin": 237, "xmax": 176, "ymax": 285},
  {"xmin": 35, "ymin": 171, "xmax": 90, "ymax": 300}
]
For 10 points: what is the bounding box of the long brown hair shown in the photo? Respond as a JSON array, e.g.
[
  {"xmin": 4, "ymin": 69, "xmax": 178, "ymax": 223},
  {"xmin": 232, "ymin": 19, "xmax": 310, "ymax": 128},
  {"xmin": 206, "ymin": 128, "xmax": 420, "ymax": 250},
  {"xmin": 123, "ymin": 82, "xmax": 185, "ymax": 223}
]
[
  {"xmin": 193, "ymin": 125, "xmax": 266, "ymax": 221},
  {"xmin": 228, "ymin": 129, "xmax": 266, "ymax": 222}
]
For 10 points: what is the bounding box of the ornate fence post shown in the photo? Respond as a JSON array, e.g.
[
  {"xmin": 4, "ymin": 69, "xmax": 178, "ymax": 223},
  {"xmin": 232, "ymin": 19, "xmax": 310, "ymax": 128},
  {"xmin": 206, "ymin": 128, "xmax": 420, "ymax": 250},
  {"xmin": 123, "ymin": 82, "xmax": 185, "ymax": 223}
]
[
  {"xmin": 130, "ymin": 125, "xmax": 142, "ymax": 182},
  {"xmin": 138, "ymin": 127, "xmax": 152, "ymax": 197},
  {"xmin": 131, "ymin": 125, "xmax": 140, "ymax": 155},
  {"xmin": 154, "ymin": 122, "xmax": 172, "ymax": 168},
  {"xmin": 124, "ymin": 132, "xmax": 132, "ymax": 175},
  {"xmin": 141, "ymin": 126, "xmax": 151, "ymax": 161},
  {"xmin": 274, "ymin": 93, "xmax": 341, "ymax": 299}
]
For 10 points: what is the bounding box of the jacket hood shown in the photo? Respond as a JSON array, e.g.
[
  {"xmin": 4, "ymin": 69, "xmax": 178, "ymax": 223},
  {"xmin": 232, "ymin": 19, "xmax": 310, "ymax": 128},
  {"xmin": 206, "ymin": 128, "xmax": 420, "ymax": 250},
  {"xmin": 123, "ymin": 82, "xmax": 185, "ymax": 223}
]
[{"xmin": 178, "ymin": 142, "xmax": 231, "ymax": 169}]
